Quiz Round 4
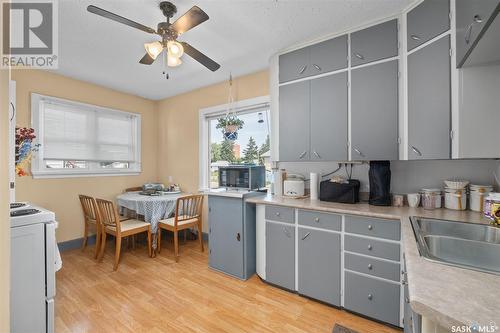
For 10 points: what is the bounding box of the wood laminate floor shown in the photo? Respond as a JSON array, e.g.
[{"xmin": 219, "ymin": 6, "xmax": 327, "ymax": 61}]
[{"xmin": 56, "ymin": 238, "xmax": 401, "ymax": 333}]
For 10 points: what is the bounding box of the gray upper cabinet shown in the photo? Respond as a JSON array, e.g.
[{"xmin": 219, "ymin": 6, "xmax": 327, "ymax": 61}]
[
  {"xmin": 298, "ymin": 228, "xmax": 341, "ymax": 306},
  {"xmin": 266, "ymin": 221, "xmax": 295, "ymax": 290},
  {"xmin": 309, "ymin": 35, "xmax": 348, "ymax": 75},
  {"xmin": 279, "ymin": 47, "xmax": 309, "ymax": 83},
  {"xmin": 456, "ymin": 0, "xmax": 500, "ymax": 67},
  {"xmin": 407, "ymin": 0, "xmax": 450, "ymax": 51},
  {"xmin": 351, "ymin": 19, "xmax": 399, "ymax": 66},
  {"xmin": 408, "ymin": 35, "xmax": 451, "ymax": 160},
  {"xmin": 310, "ymin": 72, "xmax": 348, "ymax": 161},
  {"xmin": 279, "ymin": 35, "xmax": 348, "ymax": 83},
  {"xmin": 351, "ymin": 60, "xmax": 399, "ymax": 160},
  {"xmin": 279, "ymin": 81, "xmax": 310, "ymax": 161}
]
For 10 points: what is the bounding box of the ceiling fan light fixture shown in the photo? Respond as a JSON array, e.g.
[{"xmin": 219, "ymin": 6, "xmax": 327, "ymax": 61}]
[
  {"xmin": 167, "ymin": 40, "xmax": 184, "ymax": 58},
  {"xmin": 167, "ymin": 54, "xmax": 182, "ymax": 67},
  {"xmin": 144, "ymin": 41, "xmax": 164, "ymax": 60}
]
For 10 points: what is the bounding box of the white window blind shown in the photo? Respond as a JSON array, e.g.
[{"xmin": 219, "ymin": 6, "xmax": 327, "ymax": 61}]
[{"xmin": 42, "ymin": 101, "xmax": 137, "ymax": 162}]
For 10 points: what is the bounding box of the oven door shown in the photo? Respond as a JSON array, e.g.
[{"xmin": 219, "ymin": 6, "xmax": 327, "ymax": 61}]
[{"xmin": 219, "ymin": 168, "xmax": 250, "ymax": 189}]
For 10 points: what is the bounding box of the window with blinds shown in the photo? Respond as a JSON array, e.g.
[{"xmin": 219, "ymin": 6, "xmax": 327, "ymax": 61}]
[{"xmin": 31, "ymin": 93, "xmax": 141, "ymax": 178}]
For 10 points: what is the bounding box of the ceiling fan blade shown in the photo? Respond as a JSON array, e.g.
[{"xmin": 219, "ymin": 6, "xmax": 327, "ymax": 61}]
[
  {"xmin": 139, "ymin": 53, "xmax": 155, "ymax": 65},
  {"xmin": 181, "ymin": 42, "xmax": 220, "ymax": 72},
  {"xmin": 170, "ymin": 6, "xmax": 209, "ymax": 35},
  {"xmin": 87, "ymin": 5, "xmax": 156, "ymax": 34}
]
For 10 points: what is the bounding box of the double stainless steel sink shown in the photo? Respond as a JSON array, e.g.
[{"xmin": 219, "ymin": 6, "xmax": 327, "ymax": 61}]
[{"xmin": 410, "ymin": 217, "xmax": 500, "ymax": 275}]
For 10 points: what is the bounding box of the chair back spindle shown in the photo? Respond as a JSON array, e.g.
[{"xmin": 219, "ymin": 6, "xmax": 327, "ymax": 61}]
[
  {"xmin": 96, "ymin": 199, "xmax": 121, "ymax": 234},
  {"xmin": 175, "ymin": 195, "xmax": 203, "ymax": 227}
]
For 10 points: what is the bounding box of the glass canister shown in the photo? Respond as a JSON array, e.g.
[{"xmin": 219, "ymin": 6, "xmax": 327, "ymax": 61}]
[
  {"xmin": 469, "ymin": 185, "xmax": 493, "ymax": 213},
  {"xmin": 421, "ymin": 189, "xmax": 442, "ymax": 209},
  {"xmin": 484, "ymin": 192, "xmax": 500, "ymax": 219}
]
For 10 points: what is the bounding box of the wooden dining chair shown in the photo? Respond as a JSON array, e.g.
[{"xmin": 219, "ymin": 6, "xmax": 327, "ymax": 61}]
[
  {"xmin": 124, "ymin": 186, "xmax": 143, "ymax": 192},
  {"xmin": 96, "ymin": 198, "xmax": 152, "ymax": 270},
  {"xmin": 157, "ymin": 194, "xmax": 204, "ymax": 262},
  {"xmin": 78, "ymin": 195, "xmax": 101, "ymax": 259}
]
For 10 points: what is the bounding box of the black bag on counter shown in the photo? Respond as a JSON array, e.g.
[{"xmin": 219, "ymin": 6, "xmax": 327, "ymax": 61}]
[
  {"xmin": 320, "ymin": 179, "xmax": 360, "ymax": 204},
  {"xmin": 369, "ymin": 161, "xmax": 391, "ymax": 206}
]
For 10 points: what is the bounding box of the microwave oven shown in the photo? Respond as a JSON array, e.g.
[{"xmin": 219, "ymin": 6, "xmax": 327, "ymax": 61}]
[{"xmin": 218, "ymin": 165, "xmax": 265, "ymax": 190}]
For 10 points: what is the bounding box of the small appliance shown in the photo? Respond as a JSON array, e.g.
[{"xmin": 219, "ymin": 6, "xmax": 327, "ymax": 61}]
[
  {"xmin": 283, "ymin": 174, "xmax": 305, "ymax": 197},
  {"xmin": 218, "ymin": 165, "xmax": 265, "ymax": 190}
]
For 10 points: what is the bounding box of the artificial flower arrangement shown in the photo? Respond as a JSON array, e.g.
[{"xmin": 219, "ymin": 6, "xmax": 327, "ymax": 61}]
[{"xmin": 15, "ymin": 127, "xmax": 40, "ymax": 177}]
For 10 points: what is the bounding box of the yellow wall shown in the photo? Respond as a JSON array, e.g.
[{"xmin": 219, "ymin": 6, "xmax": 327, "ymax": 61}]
[
  {"xmin": 12, "ymin": 70, "xmax": 159, "ymax": 242},
  {"xmin": 0, "ymin": 67, "xmax": 11, "ymax": 333},
  {"xmin": 157, "ymin": 70, "xmax": 269, "ymax": 193}
]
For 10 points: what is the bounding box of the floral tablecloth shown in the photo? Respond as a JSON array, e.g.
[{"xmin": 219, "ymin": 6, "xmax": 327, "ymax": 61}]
[{"xmin": 116, "ymin": 191, "xmax": 185, "ymax": 249}]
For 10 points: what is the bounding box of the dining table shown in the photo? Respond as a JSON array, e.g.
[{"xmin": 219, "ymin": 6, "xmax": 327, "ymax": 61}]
[{"xmin": 116, "ymin": 191, "xmax": 186, "ymax": 253}]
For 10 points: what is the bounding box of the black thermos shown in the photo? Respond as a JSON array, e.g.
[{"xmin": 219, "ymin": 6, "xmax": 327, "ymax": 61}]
[{"xmin": 368, "ymin": 161, "xmax": 391, "ymax": 206}]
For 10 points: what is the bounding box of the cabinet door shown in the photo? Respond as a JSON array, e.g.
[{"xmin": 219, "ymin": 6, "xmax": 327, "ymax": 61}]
[
  {"xmin": 208, "ymin": 196, "xmax": 244, "ymax": 278},
  {"xmin": 279, "ymin": 47, "xmax": 309, "ymax": 83},
  {"xmin": 456, "ymin": 0, "xmax": 499, "ymax": 67},
  {"xmin": 309, "ymin": 35, "xmax": 348, "ymax": 76},
  {"xmin": 266, "ymin": 221, "xmax": 295, "ymax": 290},
  {"xmin": 407, "ymin": 0, "xmax": 450, "ymax": 51},
  {"xmin": 351, "ymin": 19, "xmax": 398, "ymax": 66},
  {"xmin": 351, "ymin": 60, "xmax": 399, "ymax": 160},
  {"xmin": 408, "ymin": 36, "xmax": 450, "ymax": 159},
  {"xmin": 279, "ymin": 81, "xmax": 310, "ymax": 161},
  {"xmin": 310, "ymin": 72, "xmax": 348, "ymax": 161},
  {"xmin": 298, "ymin": 228, "xmax": 341, "ymax": 306}
]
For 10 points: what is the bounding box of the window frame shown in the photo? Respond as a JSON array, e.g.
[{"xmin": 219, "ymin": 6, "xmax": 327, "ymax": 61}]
[
  {"xmin": 31, "ymin": 93, "xmax": 142, "ymax": 179},
  {"xmin": 198, "ymin": 95, "xmax": 270, "ymax": 191}
]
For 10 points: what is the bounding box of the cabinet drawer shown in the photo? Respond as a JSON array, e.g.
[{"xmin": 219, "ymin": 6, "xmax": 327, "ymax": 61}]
[
  {"xmin": 345, "ymin": 252, "xmax": 400, "ymax": 281},
  {"xmin": 345, "ymin": 215, "xmax": 400, "ymax": 240},
  {"xmin": 345, "ymin": 235, "xmax": 400, "ymax": 261},
  {"xmin": 407, "ymin": 0, "xmax": 450, "ymax": 51},
  {"xmin": 265, "ymin": 205, "xmax": 295, "ymax": 223},
  {"xmin": 298, "ymin": 209, "xmax": 341, "ymax": 231},
  {"xmin": 351, "ymin": 19, "xmax": 398, "ymax": 66},
  {"xmin": 345, "ymin": 271, "xmax": 400, "ymax": 326}
]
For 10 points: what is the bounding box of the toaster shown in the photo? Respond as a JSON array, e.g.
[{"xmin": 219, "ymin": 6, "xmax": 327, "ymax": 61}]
[{"xmin": 283, "ymin": 174, "xmax": 305, "ymax": 197}]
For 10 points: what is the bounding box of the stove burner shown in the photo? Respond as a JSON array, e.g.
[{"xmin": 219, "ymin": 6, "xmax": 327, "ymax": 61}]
[
  {"xmin": 10, "ymin": 208, "xmax": 40, "ymax": 217},
  {"xmin": 10, "ymin": 202, "xmax": 26, "ymax": 209}
]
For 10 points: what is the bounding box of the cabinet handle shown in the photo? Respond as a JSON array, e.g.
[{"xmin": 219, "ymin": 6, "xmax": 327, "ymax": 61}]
[
  {"xmin": 298, "ymin": 65, "xmax": 307, "ymax": 74},
  {"xmin": 368, "ymin": 294, "xmax": 373, "ymax": 300},
  {"xmin": 368, "ymin": 224, "xmax": 373, "ymax": 230},
  {"xmin": 410, "ymin": 145, "xmax": 422, "ymax": 156},
  {"xmin": 368, "ymin": 244, "xmax": 373, "ymax": 250},
  {"xmin": 405, "ymin": 297, "xmax": 410, "ymax": 304},
  {"xmin": 368, "ymin": 264, "xmax": 373, "ymax": 270},
  {"xmin": 354, "ymin": 53, "xmax": 364, "ymax": 60},
  {"xmin": 314, "ymin": 217, "xmax": 320, "ymax": 223},
  {"xmin": 275, "ymin": 212, "xmax": 280, "ymax": 216},
  {"xmin": 301, "ymin": 232, "xmax": 311, "ymax": 240},
  {"xmin": 313, "ymin": 64, "xmax": 322, "ymax": 71},
  {"xmin": 236, "ymin": 233, "xmax": 240, "ymax": 242},
  {"xmin": 299, "ymin": 151, "xmax": 307, "ymax": 159},
  {"xmin": 313, "ymin": 151, "xmax": 321, "ymax": 159},
  {"xmin": 282, "ymin": 227, "xmax": 291, "ymax": 238},
  {"xmin": 410, "ymin": 34, "xmax": 421, "ymax": 41},
  {"xmin": 465, "ymin": 15, "xmax": 484, "ymax": 44},
  {"xmin": 353, "ymin": 147, "xmax": 365, "ymax": 158},
  {"xmin": 10, "ymin": 102, "xmax": 15, "ymax": 121}
]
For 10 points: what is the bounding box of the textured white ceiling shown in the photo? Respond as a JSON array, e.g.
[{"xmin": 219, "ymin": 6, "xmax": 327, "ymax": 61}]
[{"xmin": 53, "ymin": 0, "xmax": 416, "ymax": 100}]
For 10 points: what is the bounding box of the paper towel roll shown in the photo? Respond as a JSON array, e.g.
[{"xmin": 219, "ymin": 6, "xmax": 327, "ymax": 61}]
[{"xmin": 310, "ymin": 172, "xmax": 319, "ymax": 200}]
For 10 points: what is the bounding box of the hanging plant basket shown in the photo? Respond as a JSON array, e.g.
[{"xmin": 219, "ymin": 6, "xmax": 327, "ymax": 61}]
[{"xmin": 217, "ymin": 116, "xmax": 244, "ymax": 141}]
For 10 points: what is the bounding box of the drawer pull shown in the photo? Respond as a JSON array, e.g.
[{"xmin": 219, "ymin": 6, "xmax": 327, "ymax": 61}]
[
  {"xmin": 410, "ymin": 34, "xmax": 420, "ymax": 41},
  {"xmin": 276, "ymin": 212, "xmax": 280, "ymax": 216},
  {"xmin": 282, "ymin": 227, "xmax": 291, "ymax": 238},
  {"xmin": 368, "ymin": 244, "xmax": 373, "ymax": 250},
  {"xmin": 368, "ymin": 224, "xmax": 373, "ymax": 230},
  {"xmin": 405, "ymin": 297, "xmax": 410, "ymax": 304},
  {"xmin": 298, "ymin": 65, "xmax": 307, "ymax": 74},
  {"xmin": 368, "ymin": 264, "xmax": 373, "ymax": 270},
  {"xmin": 368, "ymin": 294, "xmax": 373, "ymax": 300},
  {"xmin": 313, "ymin": 64, "xmax": 322, "ymax": 71},
  {"xmin": 314, "ymin": 217, "xmax": 320, "ymax": 223},
  {"xmin": 299, "ymin": 151, "xmax": 307, "ymax": 159},
  {"xmin": 301, "ymin": 232, "xmax": 311, "ymax": 240},
  {"xmin": 354, "ymin": 53, "xmax": 364, "ymax": 60}
]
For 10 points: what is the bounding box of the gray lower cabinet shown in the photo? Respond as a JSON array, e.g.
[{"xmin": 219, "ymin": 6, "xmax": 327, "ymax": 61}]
[
  {"xmin": 351, "ymin": 60, "xmax": 399, "ymax": 160},
  {"xmin": 408, "ymin": 35, "xmax": 451, "ymax": 160},
  {"xmin": 298, "ymin": 228, "xmax": 341, "ymax": 306},
  {"xmin": 345, "ymin": 271, "xmax": 400, "ymax": 326},
  {"xmin": 407, "ymin": 0, "xmax": 450, "ymax": 51},
  {"xmin": 208, "ymin": 195, "xmax": 256, "ymax": 280},
  {"xmin": 310, "ymin": 72, "xmax": 348, "ymax": 161},
  {"xmin": 279, "ymin": 81, "xmax": 310, "ymax": 161},
  {"xmin": 266, "ymin": 221, "xmax": 295, "ymax": 290},
  {"xmin": 351, "ymin": 19, "xmax": 399, "ymax": 66}
]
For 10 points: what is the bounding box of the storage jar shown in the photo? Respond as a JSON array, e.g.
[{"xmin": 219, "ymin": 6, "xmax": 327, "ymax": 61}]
[{"xmin": 469, "ymin": 185, "xmax": 493, "ymax": 213}]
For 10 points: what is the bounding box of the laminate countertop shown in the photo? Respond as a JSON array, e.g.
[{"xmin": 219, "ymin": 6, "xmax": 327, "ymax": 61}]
[{"xmin": 247, "ymin": 195, "xmax": 500, "ymax": 329}]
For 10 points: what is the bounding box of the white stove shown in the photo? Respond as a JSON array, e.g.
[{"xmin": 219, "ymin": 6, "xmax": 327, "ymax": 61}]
[{"xmin": 10, "ymin": 202, "xmax": 55, "ymax": 228}]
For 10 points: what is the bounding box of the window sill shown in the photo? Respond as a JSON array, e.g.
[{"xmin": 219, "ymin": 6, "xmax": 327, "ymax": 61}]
[{"xmin": 31, "ymin": 170, "xmax": 141, "ymax": 179}]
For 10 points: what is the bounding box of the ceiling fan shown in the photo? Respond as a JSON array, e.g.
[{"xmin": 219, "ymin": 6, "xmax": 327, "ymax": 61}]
[{"xmin": 87, "ymin": 2, "xmax": 221, "ymax": 71}]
